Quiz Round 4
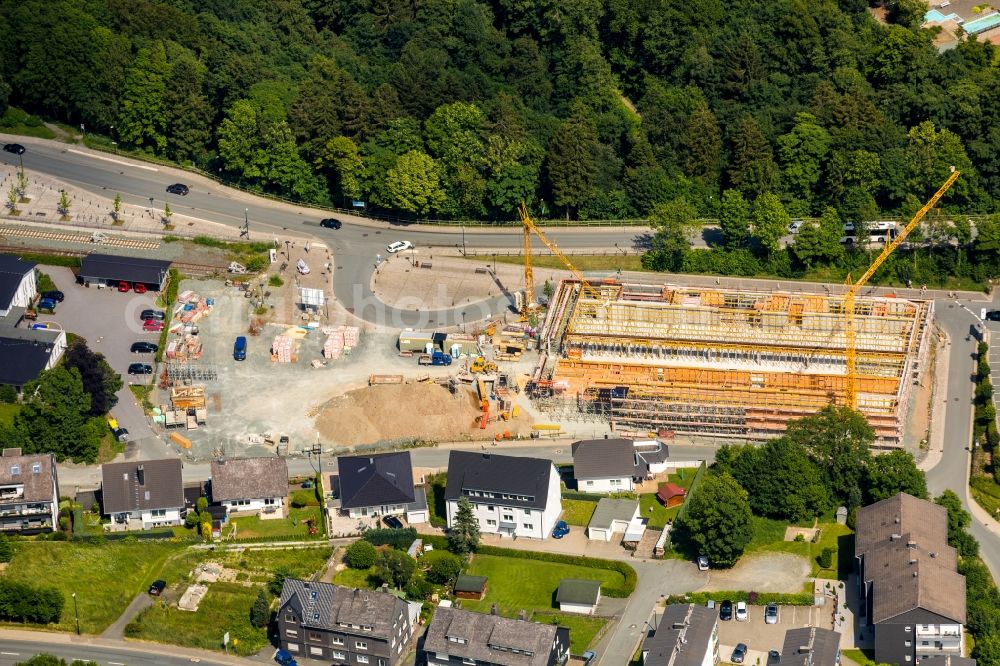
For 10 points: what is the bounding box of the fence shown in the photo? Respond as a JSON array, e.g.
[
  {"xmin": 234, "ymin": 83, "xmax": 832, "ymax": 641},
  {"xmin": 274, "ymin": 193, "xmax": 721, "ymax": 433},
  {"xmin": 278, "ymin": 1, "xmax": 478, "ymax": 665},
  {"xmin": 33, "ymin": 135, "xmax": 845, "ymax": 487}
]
[{"xmin": 674, "ymin": 460, "xmax": 707, "ymax": 522}]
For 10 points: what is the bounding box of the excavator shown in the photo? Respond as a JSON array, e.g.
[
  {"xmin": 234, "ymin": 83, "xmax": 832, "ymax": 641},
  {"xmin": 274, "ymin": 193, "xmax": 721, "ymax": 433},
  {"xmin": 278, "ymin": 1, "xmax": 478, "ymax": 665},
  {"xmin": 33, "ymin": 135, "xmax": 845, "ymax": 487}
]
[{"xmin": 470, "ymin": 356, "xmax": 498, "ymax": 374}]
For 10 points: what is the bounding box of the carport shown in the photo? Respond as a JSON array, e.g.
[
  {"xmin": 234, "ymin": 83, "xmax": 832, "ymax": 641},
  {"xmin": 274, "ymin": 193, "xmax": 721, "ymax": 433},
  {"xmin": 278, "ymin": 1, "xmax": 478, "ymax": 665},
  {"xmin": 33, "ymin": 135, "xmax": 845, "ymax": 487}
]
[{"xmin": 78, "ymin": 254, "xmax": 171, "ymax": 292}]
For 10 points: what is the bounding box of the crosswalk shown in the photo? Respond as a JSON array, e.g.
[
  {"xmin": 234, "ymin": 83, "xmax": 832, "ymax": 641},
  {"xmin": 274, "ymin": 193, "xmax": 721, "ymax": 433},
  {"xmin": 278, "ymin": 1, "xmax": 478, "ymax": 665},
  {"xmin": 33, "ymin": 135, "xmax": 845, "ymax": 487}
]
[{"xmin": 0, "ymin": 225, "xmax": 160, "ymax": 250}]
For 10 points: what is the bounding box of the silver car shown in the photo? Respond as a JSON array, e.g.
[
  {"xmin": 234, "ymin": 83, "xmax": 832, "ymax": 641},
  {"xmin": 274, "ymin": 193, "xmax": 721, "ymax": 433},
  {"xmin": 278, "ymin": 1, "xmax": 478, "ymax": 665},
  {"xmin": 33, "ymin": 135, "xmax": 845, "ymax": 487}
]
[{"xmin": 765, "ymin": 602, "xmax": 779, "ymax": 624}]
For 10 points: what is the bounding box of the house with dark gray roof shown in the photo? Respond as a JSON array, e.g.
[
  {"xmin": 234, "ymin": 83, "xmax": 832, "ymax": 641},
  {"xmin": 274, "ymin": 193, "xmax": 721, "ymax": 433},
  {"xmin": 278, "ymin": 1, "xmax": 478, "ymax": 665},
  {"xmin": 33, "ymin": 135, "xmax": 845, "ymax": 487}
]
[
  {"xmin": 423, "ymin": 606, "xmax": 569, "ymax": 666},
  {"xmin": 642, "ymin": 603, "xmax": 719, "ymax": 666},
  {"xmin": 556, "ymin": 579, "xmax": 601, "ymax": 615},
  {"xmin": 920, "ymin": 656, "xmax": 977, "ymax": 666},
  {"xmin": 210, "ymin": 457, "xmax": 288, "ymax": 516},
  {"xmin": 335, "ymin": 452, "xmax": 427, "ymax": 524},
  {"xmin": 0, "ymin": 255, "xmax": 36, "ymax": 317},
  {"xmin": 78, "ymin": 253, "xmax": 171, "ymax": 291},
  {"xmin": 571, "ymin": 438, "xmax": 637, "ymax": 492},
  {"xmin": 101, "ymin": 459, "xmax": 184, "ymax": 529},
  {"xmin": 777, "ymin": 627, "xmax": 841, "ymax": 666},
  {"xmin": 278, "ymin": 579, "xmax": 415, "ymax": 665},
  {"xmin": 445, "ymin": 451, "xmax": 561, "ymax": 540},
  {"xmin": 0, "ymin": 255, "xmax": 66, "ymax": 391},
  {"xmin": 0, "ymin": 448, "xmax": 59, "ymax": 534},
  {"xmin": 855, "ymin": 493, "xmax": 969, "ymax": 665}
]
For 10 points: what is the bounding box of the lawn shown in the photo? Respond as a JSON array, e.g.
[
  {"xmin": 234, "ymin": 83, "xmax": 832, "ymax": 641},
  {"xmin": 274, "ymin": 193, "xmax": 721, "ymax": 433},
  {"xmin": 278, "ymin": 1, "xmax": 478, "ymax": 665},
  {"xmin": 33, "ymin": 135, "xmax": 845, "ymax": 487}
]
[
  {"xmin": 461, "ymin": 554, "xmax": 626, "ymax": 616},
  {"xmin": 0, "ymin": 403, "xmax": 20, "ymax": 426},
  {"xmin": 971, "ymin": 475, "xmax": 1000, "ymax": 516},
  {"xmin": 532, "ymin": 612, "xmax": 608, "ymax": 655},
  {"xmin": 125, "ymin": 582, "xmax": 267, "ymax": 656},
  {"xmin": 223, "ymin": 507, "xmax": 324, "ymax": 539},
  {"xmin": 427, "ymin": 472, "xmax": 448, "ymax": 527},
  {"xmin": 745, "ymin": 517, "xmax": 853, "ymax": 578},
  {"xmin": 2, "ymin": 540, "xmax": 185, "ymax": 633},
  {"xmin": 215, "ymin": 545, "xmax": 332, "ymax": 582},
  {"xmin": 334, "ymin": 565, "xmax": 379, "ymax": 589},
  {"xmin": 561, "ymin": 499, "xmax": 598, "ymax": 526},
  {"xmin": 841, "ymin": 648, "xmax": 875, "ymax": 666},
  {"xmin": 640, "ymin": 472, "xmax": 697, "ymax": 529}
]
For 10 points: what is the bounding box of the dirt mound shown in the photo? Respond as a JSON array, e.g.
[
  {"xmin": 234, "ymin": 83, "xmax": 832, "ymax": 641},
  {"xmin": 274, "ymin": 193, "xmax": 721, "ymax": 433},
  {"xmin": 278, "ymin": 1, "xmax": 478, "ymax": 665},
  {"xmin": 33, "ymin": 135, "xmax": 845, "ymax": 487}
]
[{"xmin": 315, "ymin": 383, "xmax": 529, "ymax": 446}]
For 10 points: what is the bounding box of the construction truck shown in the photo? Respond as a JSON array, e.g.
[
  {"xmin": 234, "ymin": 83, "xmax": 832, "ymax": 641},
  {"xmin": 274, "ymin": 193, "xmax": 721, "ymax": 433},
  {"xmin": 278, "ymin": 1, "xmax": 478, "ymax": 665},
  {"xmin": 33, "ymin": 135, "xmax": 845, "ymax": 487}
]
[
  {"xmin": 470, "ymin": 356, "xmax": 498, "ymax": 373},
  {"xmin": 418, "ymin": 350, "xmax": 453, "ymax": 366}
]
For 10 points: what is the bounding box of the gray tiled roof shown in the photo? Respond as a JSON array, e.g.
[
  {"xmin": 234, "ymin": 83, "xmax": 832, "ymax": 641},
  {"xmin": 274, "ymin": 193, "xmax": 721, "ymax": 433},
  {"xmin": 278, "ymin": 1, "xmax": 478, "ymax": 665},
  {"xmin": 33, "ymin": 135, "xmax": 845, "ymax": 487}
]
[
  {"xmin": 556, "ymin": 579, "xmax": 601, "ymax": 606},
  {"xmin": 79, "ymin": 254, "xmax": 171, "ymax": 286},
  {"xmin": 101, "ymin": 459, "xmax": 184, "ymax": 514},
  {"xmin": 777, "ymin": 627, "xmax": 841, "ymax": 666},
  {"xmin": 279, "ymin": 579, "xmax": 408, "ymax": 640},
  {"xmin": 423, "ymin": 606, "xmax": 559, "ymax": 666},
  {"xmin": 0, "ymin": 450, "xmax": 56, "ymax": 504},
  {"xmin": 588, "ymin": 498, "xmax": 639, "ymax": 531},
  {"xmin": 210, "ymin": 457, "xmax": 288, "ymax": 502},
  {"xmin": 571, "ymin": 438, "xmax": 636, "ymax": 480},
  {"xmin": 855, "ymin": 492, "xmax": 949, "ymax": 558},
  {"xmin": 643, "ymin": 604, "xmax": 718, "ymax": 666},
  {"xmin": 338, "ymin": 452, "xmax": 415, "ymax": 509},
  {"xmin": 445, "ymin": 451, "xmax": 554, "ymax": 511},
  {"xmin": 921, "ymin": 656, "xmax": 977, "ymax": 666}
]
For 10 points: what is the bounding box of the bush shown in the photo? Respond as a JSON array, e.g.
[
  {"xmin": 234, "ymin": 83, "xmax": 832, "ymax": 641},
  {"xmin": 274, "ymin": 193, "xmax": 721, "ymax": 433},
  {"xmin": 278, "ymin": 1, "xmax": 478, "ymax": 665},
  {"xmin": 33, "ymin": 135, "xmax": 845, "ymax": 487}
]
[
  {"xmin": 0, "ymin": 579, "xmax": 64, "ymax": 623},
  {"xmin": 0, "ymin": 385, "xmax": 16, "ymax": 404},
  {"xmin": 363, "ymin": 527, "xmax": 418, "ymax": 550},
  {"xmin": 423, "ymin": 550, "xmax": 462, "ymax": 584},
  {"xmin": 250, "ymin": 589, "xmax": 270, "ymax": 628},
  {"xmin": 345, "ymin": 540, "xmax": 377, "ymax": 569},
  {"xmin": 268, "ymin": 275, "xmax": 284, "ymax": 287},
  {"xmin": 818, "ymin": 547, "xmax": 834, "ymax": 569},
  {"xmin": 405, "ymin": 572, "xmax": 435, "ymax": 600},
  {"xmin": 665, "ymin": 590, "xmax": 814, "ymax": 606},
  {"xmin": 0, "ymin": 533, "xmax": 13, "ymax": 563}
]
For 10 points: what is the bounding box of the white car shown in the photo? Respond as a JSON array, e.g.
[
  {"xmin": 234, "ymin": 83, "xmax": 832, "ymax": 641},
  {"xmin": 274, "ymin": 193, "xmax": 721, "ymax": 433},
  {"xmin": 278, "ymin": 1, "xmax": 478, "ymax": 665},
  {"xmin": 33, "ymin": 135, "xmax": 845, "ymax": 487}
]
[
  {"xmin": 735, "ymin": 601, "xmax": 748, "ymax": 621},
  {"xmin": 697, "ymin": 555, "xmax": 709, "ymax": 571},
  {"xmin": 386, "ymin": 240, "xmax": 414, "ymax": 253},
  {"xmin": 787, "ymin": 220, "xmax": 804, "ymax": 234}
]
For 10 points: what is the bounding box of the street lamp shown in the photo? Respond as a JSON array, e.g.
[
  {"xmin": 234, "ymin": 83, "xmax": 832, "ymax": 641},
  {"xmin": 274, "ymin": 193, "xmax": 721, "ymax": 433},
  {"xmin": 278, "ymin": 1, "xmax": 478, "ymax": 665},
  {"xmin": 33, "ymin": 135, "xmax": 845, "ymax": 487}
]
[{"xmin": 72, "ymin": 592, "xmax": 80, "ymax": 635}]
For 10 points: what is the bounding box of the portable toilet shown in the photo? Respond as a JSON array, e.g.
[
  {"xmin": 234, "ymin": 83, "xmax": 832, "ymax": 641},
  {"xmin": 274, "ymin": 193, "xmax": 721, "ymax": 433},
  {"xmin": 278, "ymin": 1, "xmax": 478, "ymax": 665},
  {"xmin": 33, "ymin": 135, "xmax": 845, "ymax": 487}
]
[{"xmin": 450, "ymin": 343, "xmax": 462, "ymax": 358}]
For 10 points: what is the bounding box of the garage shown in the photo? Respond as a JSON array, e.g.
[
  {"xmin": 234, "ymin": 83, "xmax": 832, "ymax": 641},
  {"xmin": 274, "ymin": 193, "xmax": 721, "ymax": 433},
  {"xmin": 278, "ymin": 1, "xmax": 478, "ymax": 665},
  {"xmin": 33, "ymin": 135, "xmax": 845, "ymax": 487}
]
[{"xmin": 77, "ymin": 254, "xmax": 172, "ymax": 292}]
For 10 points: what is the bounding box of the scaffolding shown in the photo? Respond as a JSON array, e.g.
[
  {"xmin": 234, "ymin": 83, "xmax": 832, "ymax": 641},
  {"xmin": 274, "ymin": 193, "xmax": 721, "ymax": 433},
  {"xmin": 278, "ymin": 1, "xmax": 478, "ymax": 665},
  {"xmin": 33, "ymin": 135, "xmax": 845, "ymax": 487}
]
[{"xmin": 533, "ymin": 280, "xmax": 934, "ymax": 446}]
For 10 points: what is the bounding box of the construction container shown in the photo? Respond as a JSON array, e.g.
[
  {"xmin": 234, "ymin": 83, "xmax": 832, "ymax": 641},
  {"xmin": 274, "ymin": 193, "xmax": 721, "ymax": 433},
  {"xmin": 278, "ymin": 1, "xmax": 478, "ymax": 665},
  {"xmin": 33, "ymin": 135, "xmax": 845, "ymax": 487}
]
[
  {"xmin": 445, "ymin": 333, "xmax": 480, "ymax": 357},
  {"xmin": 398, "ymin": 330, "xmax": 435, "ymax": 352}
]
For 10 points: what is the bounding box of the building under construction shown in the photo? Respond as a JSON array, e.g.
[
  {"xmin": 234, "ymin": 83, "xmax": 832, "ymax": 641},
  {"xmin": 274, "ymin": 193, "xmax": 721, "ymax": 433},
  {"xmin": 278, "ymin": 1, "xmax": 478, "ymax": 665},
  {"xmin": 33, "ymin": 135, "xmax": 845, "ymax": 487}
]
[{"xmin": 531, "ymin": 279, "xmax": 934, "ymax": 447}]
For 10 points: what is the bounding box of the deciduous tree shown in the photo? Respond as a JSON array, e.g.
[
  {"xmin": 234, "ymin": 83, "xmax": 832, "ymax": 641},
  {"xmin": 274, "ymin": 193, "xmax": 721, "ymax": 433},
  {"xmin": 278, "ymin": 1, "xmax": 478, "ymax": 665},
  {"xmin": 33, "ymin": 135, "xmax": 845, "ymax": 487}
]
[
  {"xmin": 384, "ymin": 150, "xmax": 446, "ymax": 215},
  {"xmin": 864, "ymin": 451, "xmax": 927, "ymax": 503},
  {"xmin": 718, "ymin": 189, "xmax": 751, "ymax": 249},
  {"xmin": 672, "ymin": 473, "xmax": 753, "ymax": 568},
  {"xmin": 376, "ymin": 549, "xmax": 415, "ymax": 589},
  {"xmin": 751, "ymin": 193, "xmax": 790, "ymax": 255},
  {"xmin": 785, "ymin": 406, "xmax": 873, "ymax": 510},
  {"xmin": 62, "ymin": 339, "xmax": 123, "ymax": 416}
]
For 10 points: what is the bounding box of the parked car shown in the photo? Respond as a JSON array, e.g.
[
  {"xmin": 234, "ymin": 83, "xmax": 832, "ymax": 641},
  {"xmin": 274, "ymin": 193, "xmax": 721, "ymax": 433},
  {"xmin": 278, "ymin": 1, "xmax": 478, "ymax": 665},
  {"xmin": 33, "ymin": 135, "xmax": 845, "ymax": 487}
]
[
  {"xmin": 769, "ymin": 651, "xmax": 781, "ymax": 663},
  {"xmin": 319, "ymin": 218, "xmax": 342, "ymax": 229},
  {"xmin": 143, "ymin": 319, "xmax": 164, "ymax": 332},
  {"xmin": 735, "ymin": 601, "xmax": 748, "ymax": 621},
  {"xmin": 37, "ymin": 297, "xmax": 57, "ymax": 311},
  {"xmin": 386, "ymin": 240, "xmax": 414, "ymax": 253},
  {"xmin": 720, "ymin": 600, "xmax": 733, "ymax": 621},
  {"xmin": 130, "ymin": 342, "xmax": 158, "ymax": 354},
  {"xmin": 41, "ymin": 290, "xmax": 64, "ymax": 302},
  {"xmin": 765, "ymin": 602, "xmax": 779, "ymax": 624},
  {"xmin": 233, "ymin": 335, "xmax": 247, "ymax": 361},
  {"xmin": 552, "ymin": 520, "xmax": 570, "ymax": 539},
  {"xmin": 128, "ymin": 363, "xmax": 153, "ymax": 375},
  {"xmin": 3, "ymin": 143, "xmax": 25, "ymax": 155},
  {"xmin": 986, "ymin": 310, "xmax": 1000, "ymax": 322},
  {"xmin": 274, "ymin": 649, "xmax": 298, "ymax": 666},
  {"xmin": 166, "ymin": 183, "xmax": 189, "ymax": 195},
  {"xmin": 113, "ymin": 427, "xmax": 130, "ymax": 443},
  {"xmin": 731, "ymin": 644, "xmax": 748, "ymax": 664},
  {"xmin": 382, "ymin": 515, "xmax": 404, "ymax": 529},
  {"xmin": 697, "ymin": 555, "xmax": 709, "ymax": 571},
  {"xmin": 148, "ymin": 579, "xmax": 166, "ymax": 596},
  {"xmin": 582, "ymin": 651, "xmax": 597, "ymax": 666},
  {"xmin": 141, "ymin": 309, "xmax": 166, "ymax": 321},
  {"xmin": 787, "ymin": 220, "xmax": 804, "ymax": 234}
]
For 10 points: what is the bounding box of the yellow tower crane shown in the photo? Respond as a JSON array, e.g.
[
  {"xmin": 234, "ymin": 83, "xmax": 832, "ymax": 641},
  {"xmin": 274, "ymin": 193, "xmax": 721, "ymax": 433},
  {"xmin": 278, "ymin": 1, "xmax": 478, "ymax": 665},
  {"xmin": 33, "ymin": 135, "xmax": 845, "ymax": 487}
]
[
  {"xmin": 517, "ymin": 203, "xmax": 605, "ymax": 319},
  {"xmin": 844, "ymin": 168, "xmax": 960, "ymax": 409}
]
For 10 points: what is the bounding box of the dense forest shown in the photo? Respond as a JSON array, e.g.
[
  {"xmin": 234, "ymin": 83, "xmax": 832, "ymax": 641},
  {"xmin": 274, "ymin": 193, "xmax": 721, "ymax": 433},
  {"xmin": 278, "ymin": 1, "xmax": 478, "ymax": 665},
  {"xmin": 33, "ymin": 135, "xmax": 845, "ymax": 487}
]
[{"xmin": 1, "ymin": 0, "xmax": 999, "ymax": 228}]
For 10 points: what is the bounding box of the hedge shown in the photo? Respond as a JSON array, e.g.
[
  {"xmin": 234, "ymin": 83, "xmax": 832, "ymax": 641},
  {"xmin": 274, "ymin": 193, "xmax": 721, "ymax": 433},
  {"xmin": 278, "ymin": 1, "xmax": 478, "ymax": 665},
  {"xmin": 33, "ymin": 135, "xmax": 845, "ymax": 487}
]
[
  {"xmin": 364, "ymin": 527, "xmax": 418, "ymax": 549},
  {"xmin": 666, "ymin": 589, "xmax": 815, "ymax": 607},
  {"xmin": 0, "ymin": 579, "xmax": 64, "ymax": 623},
  {"xmin": 561, "ymin": 491, "xmax": 614, "ymax": 502}
]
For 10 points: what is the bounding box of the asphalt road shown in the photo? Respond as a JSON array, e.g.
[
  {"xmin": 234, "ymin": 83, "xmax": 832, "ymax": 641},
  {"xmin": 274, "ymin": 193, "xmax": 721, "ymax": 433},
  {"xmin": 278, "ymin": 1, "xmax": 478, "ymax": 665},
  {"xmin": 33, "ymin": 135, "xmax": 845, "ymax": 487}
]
[{"xmin": 0, "ymin": 636, "xmax": 242, "ymax": 666}]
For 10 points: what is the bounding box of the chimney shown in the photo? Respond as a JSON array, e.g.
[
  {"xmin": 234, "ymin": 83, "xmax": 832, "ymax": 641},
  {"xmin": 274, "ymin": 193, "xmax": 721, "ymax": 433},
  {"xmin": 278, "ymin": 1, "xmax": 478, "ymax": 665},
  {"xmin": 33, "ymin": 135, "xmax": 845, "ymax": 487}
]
[
  {"xmin": 894, "ymin": 516, "xmax": 900, "ymax": 524},
  {"xmin": 909, "ymin": 558, "xmax": 918, "ymax": 565},
  {"xmin": 913, "ymin": 571, "xmax": 918, "ymax": 577},
  {"xmin": 906, "ymin": 540, "xmax": 917, "ymax": 548},
  {"xmin": 491, "ymin": 604, "xmax": 499, "ymax": 616},
  {"xmin": 930, "ymin": 552, "xmax": 937, "ymax": 558},
  {"xmin": 136, "ymin": 465, "xmax": 145, "ymax": 486},
  {"xmin": 890, "ymin": 533, "xmax": 901, "ymax": 541}
]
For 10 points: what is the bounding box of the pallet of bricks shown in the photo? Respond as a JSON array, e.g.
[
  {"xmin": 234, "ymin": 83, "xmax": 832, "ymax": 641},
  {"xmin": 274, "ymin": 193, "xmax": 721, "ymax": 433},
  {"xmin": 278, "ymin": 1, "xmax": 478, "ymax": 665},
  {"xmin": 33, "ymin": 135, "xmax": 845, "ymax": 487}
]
[
  {"xmin": 322, "ymin": 325, "xmax": 361, "ymax": 360},
  {"xmin": 173, "ymin": 290, "xmax": 215, "ymax": 325},
  {"xmin": 272, "ymin": 334, "xmax": 297, "ymax": 363}
]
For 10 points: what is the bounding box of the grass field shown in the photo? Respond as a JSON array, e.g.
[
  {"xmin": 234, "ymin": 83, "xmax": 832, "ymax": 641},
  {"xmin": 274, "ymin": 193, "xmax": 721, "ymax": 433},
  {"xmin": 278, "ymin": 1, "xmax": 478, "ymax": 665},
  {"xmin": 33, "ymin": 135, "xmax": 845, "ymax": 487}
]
[
  {"xmin": 532, "ymin": 612, "xmax": 608, "ymax": 654},
  {"xmin": 223, "ymin": 507, "xmax": 324, "ymax": 539},
  {"xmin": 745, "ymin": 517, "xmax": 852, "ymax": 578},
  {"xmin": 2, "ymin": 540, "xmax": 185, "ymax": 633},
  {"xmin": 0, "ymin": 403, "xmax": 20, "ymax": 426},
  {"xmin": 215, "ymin": 545, "xmax": 332, "ymax": 582},
  {"xmin": 333, "ymin": 565, "xmax": 379, "ymax": 589},
  {"xmin": 971, "ymin": 475, "xmax": 1000, "ymax": 516},
  {"xmin": 561, "ymin": 499, "xmax": 598, "ymax": 526},
  {"xmin": 126, "ymin": 582, "xmax": 267, "ymax": 655},
  {"xmin": 461, "ymin": 554, "xmax": 626, "ymax": 616},
  {"xmin": 640, "ymin": 472, "xmax": 697, "ymax": 529}
]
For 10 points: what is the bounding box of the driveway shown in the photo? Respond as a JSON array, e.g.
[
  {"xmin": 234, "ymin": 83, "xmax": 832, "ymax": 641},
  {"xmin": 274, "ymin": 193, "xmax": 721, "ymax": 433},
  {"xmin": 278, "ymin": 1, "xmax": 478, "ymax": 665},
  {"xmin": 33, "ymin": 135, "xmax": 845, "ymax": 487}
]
[
  {"xmin": 43, "ymin": 266, "xmax": 160, "ymax": 450},
  {"xmin": 101, "ymin": 592, "xmax": 153, "ymax": 639},
  {"xmin": 716, "ymin": 603, "xmax": 829, "ymax": 666},
  {"xmin": 701, "ymin": 554, "xmax": 810, "ymax": 593}
]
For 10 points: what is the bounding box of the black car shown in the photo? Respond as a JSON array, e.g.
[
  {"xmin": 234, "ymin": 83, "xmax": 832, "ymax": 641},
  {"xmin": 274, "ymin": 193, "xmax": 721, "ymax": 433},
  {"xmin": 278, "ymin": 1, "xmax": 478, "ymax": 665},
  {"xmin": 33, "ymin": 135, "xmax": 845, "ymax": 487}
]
[
  {"xmin": 731, "ymin": 644, "xmax": 748, "ymax": 664},
  {"xmin": 319, "ymin": 218, "xmax": 342, "ymax": 229},
  {"xmin": 149, "ymin": 580, "xmax": 166, "ymax": 596},
  {"xmin": 141, "ymin": 309, "xmax": 166, "ymax": 321},
  {"xmin": 41, "ymin": 290, "xmax": 64, "ymax": 303},
  {"xmin": 130, "ymin": 342, "xmax": 158, "ymax": 354},
  {"xmin": 166, "ymin": 183, "xmax": 189, "ymax": 195},
  {"xmin": 128, "ymin": 363, "xmax": 153, "ymax": 375},
  {"xmin": 382, "ymin": 515, "xmax": 404, "ymax": 529},
  {"xmin": 768, "ymin": 651, "xmax": 781, "ymax": 663},
  {"xmin": 3, "ymin": 143, "xmax": 25, "ymax": 155},
  {"xmin": 720, "ymin": 600, "xmax": 733, "ymax": 621},
  {"xmin": 986, "ymin": 310, "xmax": 1000, "ymax": 322}
]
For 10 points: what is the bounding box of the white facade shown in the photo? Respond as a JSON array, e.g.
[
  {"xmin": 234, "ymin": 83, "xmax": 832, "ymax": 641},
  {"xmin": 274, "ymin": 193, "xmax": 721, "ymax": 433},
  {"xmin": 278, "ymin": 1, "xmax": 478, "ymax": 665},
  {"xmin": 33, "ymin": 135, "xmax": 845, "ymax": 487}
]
[
  {"xmin": 346, "ymin": 503, "xmax": 408, "ymax": 519},
  {"xmin": 406, "ymin": 508, "xmax": 428, "ymax": 524},
  {"xmin": 45, "ymin": 330, "xmax": 67, "ymax": 370},
  {"xmin": 0, "ymin": 270, "xmax": 35, "ymax": 318},
  {"xmin": 134, "ymin": 507, "xmax": 182, "ymax": 529},
  {"xmin": 222, "ymin": 496, "xmax": 283, "ymax": 514},
  {"xmin": 915, "ymin": 623, "xmax": 963, "ymax": 658},
  {"xmin": 446, "ymin": 463, "xmax": 561, "ymax": 539},
  {"xmin": 578, "ymin": 475, "xmax": 634, "ymax": 493},
  {"xmin": 560, "ymin": 591, "xmax": 601, "ymax": 615}
]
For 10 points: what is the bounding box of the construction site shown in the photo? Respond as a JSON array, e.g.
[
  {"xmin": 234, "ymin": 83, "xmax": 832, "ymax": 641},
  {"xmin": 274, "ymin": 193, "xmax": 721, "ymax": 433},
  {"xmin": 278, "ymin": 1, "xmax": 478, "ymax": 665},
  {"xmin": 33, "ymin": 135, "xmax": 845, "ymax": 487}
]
[{"xmin": 529, "ymin": 279, "xmax": 934, "ymax": 447}]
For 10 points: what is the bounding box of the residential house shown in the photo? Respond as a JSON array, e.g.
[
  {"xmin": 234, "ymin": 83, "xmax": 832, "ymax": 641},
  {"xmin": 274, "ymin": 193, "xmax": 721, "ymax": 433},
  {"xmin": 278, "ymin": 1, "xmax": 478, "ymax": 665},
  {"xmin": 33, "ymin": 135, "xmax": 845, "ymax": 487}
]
[
  {"xmin": 633, "ymin": 439, "xmax": 671, "ymax": 477},
  {"xmin": 0, "ymin": 255, "xmax": 66, "ymax": 391},
  {"xmin": 336, "ymin": 452, "xmax": 428, "ymax": 524},
  {"xmin": 855, "ymin": 493, "xmax": 968, "ymax": 665},
  {"xmin": 277, "ymin": 579, "xmax": 415, "ymax": 666},
  {"xmin": 0, "ymin": 448, "xmax": 59, "ymax": 534},
  {"xmin": 586, "ymin": 498, "xmax": 640, "ymax": 542},
  {"xmin": 642, "ymin": 603, "xmax": 720, "ymax": 666},
  {"xmin": 101, "ymin": 459, "xmax": 184, "ymax": 529},
  {"xmin": 571, "ymin": 438, "xmax": 636, "ymax": 492},
  {"xmin": 777, "ymin": 628, "xmax": 841, "ymax": 666},
  {"xmin": 556, "ymin": 579, "xmax": 601, "ymax": 615},
  {"xmin": 423, "ymin": 606, "xmax": 569, "ymax": 666},
  {"xmin": 444, "ymin": 451, "xmax": 561, "ymax": 540},
  {"xmin": 0, "ymin": 255, "xmax": 37, "ymax": 317},
  {"xmin": 920, "ymin": 657, "xmax": 977, "ymax": 666},
  {"xmin": 210, "ymin": 456, "xmax": 288, "ymax": 516}
]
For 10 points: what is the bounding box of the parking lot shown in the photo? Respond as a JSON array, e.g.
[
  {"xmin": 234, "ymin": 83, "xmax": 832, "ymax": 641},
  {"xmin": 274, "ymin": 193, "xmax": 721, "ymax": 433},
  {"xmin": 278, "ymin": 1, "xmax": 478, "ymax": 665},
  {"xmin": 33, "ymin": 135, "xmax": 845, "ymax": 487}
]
[
  {"xmin": 40, "ymin": 266, "xmax": 165, "ymax": 456},
  {"xmin": 716, "ymin": 603, "xmax": 831, "ymax": 665}
]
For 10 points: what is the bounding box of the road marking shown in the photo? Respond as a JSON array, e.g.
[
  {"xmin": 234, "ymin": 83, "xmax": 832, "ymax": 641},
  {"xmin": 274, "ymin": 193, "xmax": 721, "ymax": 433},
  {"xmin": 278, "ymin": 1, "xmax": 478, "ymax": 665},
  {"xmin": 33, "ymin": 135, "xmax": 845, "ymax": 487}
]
[
  {"xmin": 108, "ymin": 661, "xmax": 126, "ymax": 664},
  {"xmin": 67, "ymin": 149, "xmax": 159, "ymax": 172},
  {"xmin": 0, "ymin": 652, "xmax": 20, "ymax": 656}
]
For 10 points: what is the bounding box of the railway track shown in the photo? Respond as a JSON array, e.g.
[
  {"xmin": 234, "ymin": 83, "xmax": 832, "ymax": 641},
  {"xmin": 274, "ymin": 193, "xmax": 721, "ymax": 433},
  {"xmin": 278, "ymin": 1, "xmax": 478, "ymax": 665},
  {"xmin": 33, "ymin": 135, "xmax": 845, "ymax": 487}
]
[
  {"xmin": 0, "ymin": 244, "xmax": 227, "ymax": 277},
  {"xmin": 0, "ymin": 225, "xmax": 160, "ymax": 250}
]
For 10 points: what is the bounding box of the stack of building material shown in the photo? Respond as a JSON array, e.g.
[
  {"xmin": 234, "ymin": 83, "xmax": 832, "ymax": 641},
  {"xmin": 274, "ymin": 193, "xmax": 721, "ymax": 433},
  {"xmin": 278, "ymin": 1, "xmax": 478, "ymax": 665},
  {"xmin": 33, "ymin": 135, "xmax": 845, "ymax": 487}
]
[
  {"xmin": 272, "ymin": 335, "xmax": 296, "ymax": 363},
  {"xmin": 173, "ymin": 291, "xmax": 215, "ymax": 325},
  {"xmin": 171, "ymin": 386, "xmax": 206, "ymax": 410},
  {"xmin": 343, "ymin": 325, "xmax": 360, "ymax": 350},
  {"xmin": 323, "ymin": 329, "xmax": 345, "ymax": 359}
]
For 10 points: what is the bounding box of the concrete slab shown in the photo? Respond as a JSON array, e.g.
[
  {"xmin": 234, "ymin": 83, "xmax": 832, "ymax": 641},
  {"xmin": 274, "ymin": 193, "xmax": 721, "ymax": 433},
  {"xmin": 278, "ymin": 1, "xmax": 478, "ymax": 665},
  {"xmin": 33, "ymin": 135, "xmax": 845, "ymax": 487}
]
[{"xmin": 177, "ymin": 583, "xmax": 208, "ymax": 611}]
